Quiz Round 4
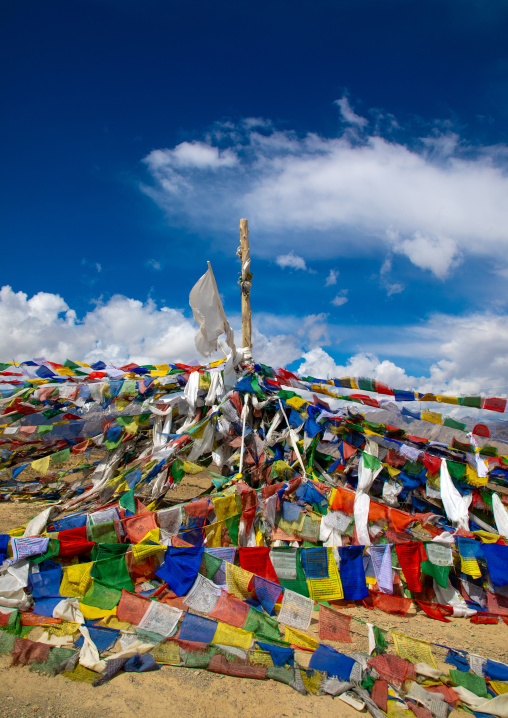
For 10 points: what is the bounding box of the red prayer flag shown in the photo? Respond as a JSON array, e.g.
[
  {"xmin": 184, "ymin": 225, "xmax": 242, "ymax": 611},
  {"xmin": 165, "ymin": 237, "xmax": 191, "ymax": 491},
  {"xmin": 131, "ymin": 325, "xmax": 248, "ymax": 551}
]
[
  {"xmin": 57, "ymin": 526, "xmax": 94, "ymax": 557},
  {"xmin": 396, "ymin": 542, "xmax": 426, "ymax": 592},
  {"xmin": 318, "ymin": 604, "xmax": 352, "ymax": 642},
  {"xmin": 482, "ymin": 397, "xmax": 507, "ymax": 413},
  {"xmin": 470, "ymin": 613, "xmax": 499, "ymax": 624},
  {"xmin": 371, "ymin": 679, "xmax": 388, "ymax": 712},
  {"xmin": 238, "ymin": 547, "xmax": 279, "ymax": 584},
  {"xmin": 416, "ymin": 600, "xmax": 452, "ymax": 623}
]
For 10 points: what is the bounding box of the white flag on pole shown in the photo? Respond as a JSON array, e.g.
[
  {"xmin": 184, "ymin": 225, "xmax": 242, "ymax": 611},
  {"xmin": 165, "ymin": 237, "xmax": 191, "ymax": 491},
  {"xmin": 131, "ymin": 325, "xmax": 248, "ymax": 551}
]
[{"xmin": 189, "ymin": 262, "xmax": 236, "ymax": 357}]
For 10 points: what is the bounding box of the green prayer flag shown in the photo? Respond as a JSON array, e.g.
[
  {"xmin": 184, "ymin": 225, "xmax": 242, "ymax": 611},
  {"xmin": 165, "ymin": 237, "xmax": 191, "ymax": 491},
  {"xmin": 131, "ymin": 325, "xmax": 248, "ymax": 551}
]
[
  {"xmin": 242, "ymin": 607, "xmax": 281, "ymax": 642},
  {"xmin": 363, "ymin": 452, "xmax": 382, "ymax": 471},
  {"xmin": 36, "ymin": 425, "xmax": 53, "ymax": 435},
  {"xmin": 276, "ymin": 549, "xmax": 310, "ymax": 598},
  {"xmin": 51, "ymin": 448, "xmax": 71, "ymax": 466},
  {"xmin": 172, "ymin": 460, "xmax": 185, "ymax": 484},
  {"xmin": 447, "ymin": 460, "xmax": 466, "ymax": 481},
  {"xmin": 444, "ymin": 417, "xmax": 467, "ymax": 431},
  {"xmin": 450, "ymin": 669, "xmax": 488, "ymax": 697},
  {"xmin": 88, "ymin": 521, "xmax": 118, "ymax": 544},
  {"xmin": 460, "ymin": 396, "xmax": 482, "ymax": 409},
  {"xmin": 372, "ymin": 625, "xmax": 388, "ymax": 655},
  {"xmin": 421, "ymin": 560, "xmax": 449, "ymax": 589},
  {"xmin": 224, "ymin": 514, "xmax": 240, "ymax": 545},
  {"xmin": 119, "ymin": 488, "xmax": 136, "ymax": 514},
  {"xmin": 91, "ymin": 555, "xmax": 133, "ymax": 592},
  {"xmin": 200, "ymin": 551, "xmax": 223, "ymax": 580},
  {"xmin": 81, "ymin": 580, "xmax": 122, "ymax": 610}
]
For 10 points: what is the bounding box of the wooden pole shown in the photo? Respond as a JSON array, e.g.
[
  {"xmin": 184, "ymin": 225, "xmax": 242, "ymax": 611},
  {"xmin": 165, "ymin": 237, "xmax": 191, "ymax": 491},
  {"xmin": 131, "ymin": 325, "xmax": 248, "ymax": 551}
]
[{"xmin": 239, "ymin": 218, "xmax": 252, "ymax": 357}]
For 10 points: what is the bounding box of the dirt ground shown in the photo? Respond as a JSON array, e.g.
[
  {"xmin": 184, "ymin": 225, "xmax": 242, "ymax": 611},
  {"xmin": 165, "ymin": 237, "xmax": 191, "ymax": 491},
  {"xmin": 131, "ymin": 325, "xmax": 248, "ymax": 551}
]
[{"xmin": 0, "ymin": 501, "xmax": 504, "ymax": 718}]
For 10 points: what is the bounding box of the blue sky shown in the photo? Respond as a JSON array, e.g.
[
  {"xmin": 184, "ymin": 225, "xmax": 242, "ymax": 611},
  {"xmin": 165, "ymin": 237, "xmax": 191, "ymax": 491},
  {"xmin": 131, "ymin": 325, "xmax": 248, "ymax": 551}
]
[{"xmin": 1, "ymin": 0, "xmax": 508, "ymax": 394}]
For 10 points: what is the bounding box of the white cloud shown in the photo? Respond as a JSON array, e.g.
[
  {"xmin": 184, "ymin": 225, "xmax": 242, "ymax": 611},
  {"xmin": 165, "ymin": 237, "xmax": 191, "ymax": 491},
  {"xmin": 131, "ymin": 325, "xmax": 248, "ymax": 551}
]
[
  {"xmin": 0, "ymin": 287, "xmax": 326, "ymax": 370},
  {"xmin": 395, "ymin": 231, "xmax": 459, "ymax": 279},
  {"xmin": 146, "ymin": 141, "xmax": 238, "ymax": 171},
  {"xmin": 379, "ymin": 254, "xmax": 405, "ymax": 296},
  {"xmin": 275, "ymin": 252, "xmax": 307, "ymax": 271},
  {"xmin": 334, "ymin": 96, "xmax": 368, "ymax": 128},
  {"xmin": 298, "ymin": 348, "xmax": 417, "ymax": 388},
  {"xmin": 325, "ymin": 269, "xmax": 338, "ymax": 286},
  {"xmin": 142, "ymin": 108, "xmax": 508, "ymax": 279},
  {"xmin": 1, "ymin": 285, "xmax": 507, "ymax": 398},
  {"xmin": 146, "ymin": 259, "xmax": 162, "ymax": 270},
  {"xmin": 331, "ymin": 292, "xmax": 348, "ymax": 307}
]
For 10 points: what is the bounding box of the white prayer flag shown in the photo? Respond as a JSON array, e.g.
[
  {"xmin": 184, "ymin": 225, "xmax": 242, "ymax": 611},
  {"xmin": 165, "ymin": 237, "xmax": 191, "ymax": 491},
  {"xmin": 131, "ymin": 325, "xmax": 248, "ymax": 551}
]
[{"xmin": 189, "ymin": 262, "xmax": 236, "ymax": 357}]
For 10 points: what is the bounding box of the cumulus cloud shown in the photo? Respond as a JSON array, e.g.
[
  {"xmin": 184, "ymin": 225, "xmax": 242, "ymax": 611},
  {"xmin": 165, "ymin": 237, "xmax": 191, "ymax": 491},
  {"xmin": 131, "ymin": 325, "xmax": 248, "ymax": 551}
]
[
  {"xmin": 1, "ymin": 286, "xmax": 507, "ymax": 398},
  {"xmin": 325, "ymin": 269, "xmax": 339, "ymax": 286},
  {"xmin": 142, "ymin": 104, "xmax": 508, "ymax": 279},
  {"xmin": 0, "ymin": 286, "xmax": 200, "ymax": 366},
  {"xmin": 331, "ymin": 290, "xmax": 348, "ymax": 307},
  {"xmin": 0, "ymin": 287, "xmax": 327, "ymax": 370},
  {"xmin": 275, "ymin": 252, "xmax": 307, "ymax": 271},
  {"xmin": 299, "ymin": 348, "xmax": 418, "ymax": 388}
]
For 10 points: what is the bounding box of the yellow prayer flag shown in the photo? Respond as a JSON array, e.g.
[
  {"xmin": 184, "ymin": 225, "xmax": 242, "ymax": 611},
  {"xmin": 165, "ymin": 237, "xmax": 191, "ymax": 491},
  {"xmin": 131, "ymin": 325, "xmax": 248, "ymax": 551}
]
[
  {"xmin": 249, "ymin": 649, "xmax": 274, "ymax": 667},
  {"xmin": 212, "ymin": 494, "xmax": 239, "ymax": 522},
  {"xmin": 465, "ymin": 464, "xmax": 488, "ymax": 487},
  {"xmin": 436, "ymin": 394, "xmax": 459, "ymax": 405},
  {"xmin": 79, "ymin": 603, "xmax": 118, "ymax": 621},
  {"xmin": 204, "ymin": 521, "xmax": 223, "ymax": 548},
  {"xmin": 284, "ymin": 626, "xmax": 319, "ymax": 650},
  {"xmin": 286, "ymin": 396, "xmax": 309, "ymax": 412},
  {"xmin": 60, "ymin": 562, "xmax": 93, "ymax": 598},
  {"xmin": 225, "ymin": 563, "xmax": 253, "ymax": 599},
  {"xmin": 472, "ymin": 530, "xmax": 502, "ymax": 543},
  {"xmin": 182, "ymin": 460, "xmax": 204, "ymax": 475},
  {"xmin": 460, "ymin": 557, "xmax": 482, "ymax": 579},
  {"xmin": 384, "ymin": 464, "xmax": 401, "ymax": 479},
  {"xmin": 151, "ymin": 641, "xmax": 181, "ymax": 665},
  {"xmin": 301, "ymin": 668, "xmax": 325, "ymax": 695},
  {"xmin": 212, "ymin": 622, "xmax": 253, "ymax": 650},
  {"xmin": 137, "ymin": 528, "xmax": 160, "ymax": 544},
  {"xmin": 391, "ymin": 631, "xmax": 437, "ymax": 669},
  {"xmin": 421, "ymin": 410, "xmax": 442, "ymax": 425},
  {"xmin": 307, "ymin": 548, "xmax": 344, "ymax": 601},
  {"xmin": 31, "ymin": 455, "xmax": 50, "ymax": 474}
]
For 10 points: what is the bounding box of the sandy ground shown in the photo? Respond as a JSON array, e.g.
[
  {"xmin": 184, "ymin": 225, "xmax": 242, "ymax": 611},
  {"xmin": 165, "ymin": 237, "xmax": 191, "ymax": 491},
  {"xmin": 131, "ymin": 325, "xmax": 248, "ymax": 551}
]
[{"xmin": 0, "ymin": 501, "xmax": 505, "ymax": 718}]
